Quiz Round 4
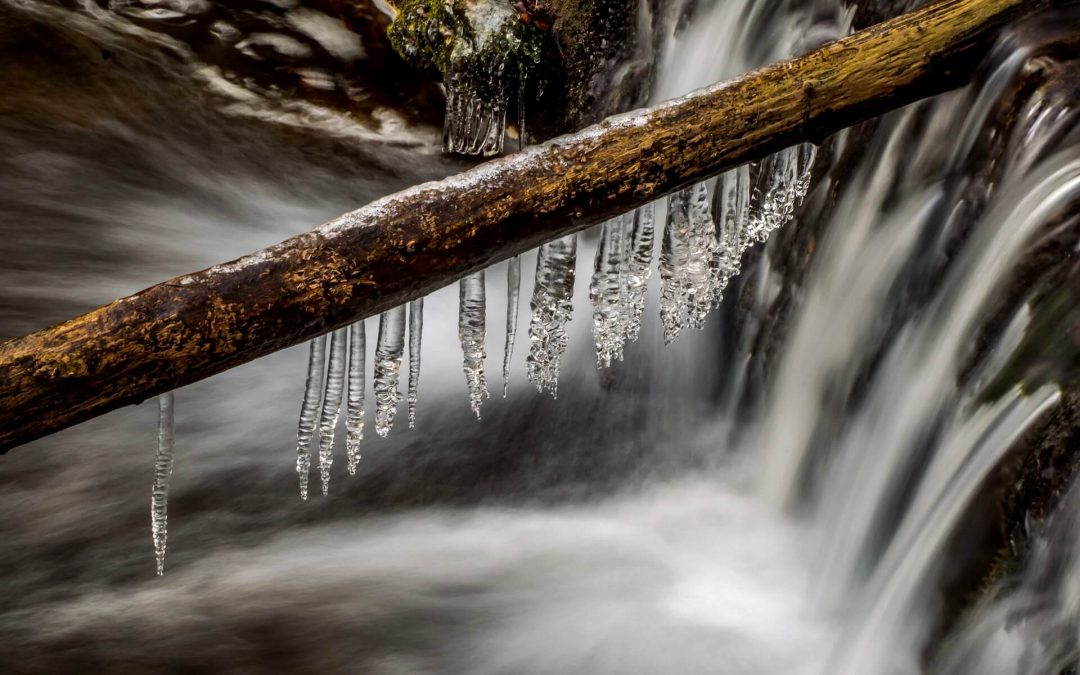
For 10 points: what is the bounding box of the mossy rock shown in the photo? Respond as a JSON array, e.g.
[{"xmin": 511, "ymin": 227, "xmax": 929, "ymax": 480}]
[{"xmin": 387, "ymin": 0, "xmax": 636, "ymax": 138}]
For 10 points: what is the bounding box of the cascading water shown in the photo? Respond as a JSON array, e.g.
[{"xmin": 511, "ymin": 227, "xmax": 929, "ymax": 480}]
[{"xmin": 1, "ymin": 0, "xmax": 1079, "ymax": 673}]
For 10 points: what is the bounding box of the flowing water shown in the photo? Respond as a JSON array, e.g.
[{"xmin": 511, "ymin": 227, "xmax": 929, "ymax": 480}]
[{"xmin": 1, "ymin": 0, "xmax": 1080, "ymax": 673}]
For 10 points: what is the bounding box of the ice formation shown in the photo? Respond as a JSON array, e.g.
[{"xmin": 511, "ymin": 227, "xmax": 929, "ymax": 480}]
[
  {"xmin": 317, "ymin": 327, "xmax": 347, "ymax": 495},
  {"xmin": 373, "ymin": 306, "xmax": 407, "ymax": 437},
  {"xmin": 151, "ymin": 391, "xmax": 175, "ymax": 576},
  {"xmin": 623, "ymin": 203, "xmax": 656, "ymax": 343},
  {"xmin": 286, "ymin": 144, "xmax": 816, "ymax": 484},
  {"xmin": 345, "ymin": 320, "xmax": 365, "ymax": 475},
  {"xmin": 527, "ymin": 234, "xmax": 577, "ymax": 396},
  {"xmin": 459, "ymin": 272, "xmax": 490, "ymax": 417},
  {"xmin": 408, "ymin": 298, "xmax": 423, "ymax": 428},
  {"xmin": 659, "ymin": 182, "xmax": 720, "ymax": 342},
  {"xmin": 589, "ymin": 213, "xmax": 633, "ymax": 367},
  {"xmin": 295, "ymin": 335, "xmax": 326, "ymax": 500},
  {"xmin": 444, "ymin": 70, "xmax": 508, "ymax": 156},
  {"xmin": 503, "ymin": 255, "xmax": 521, "ymax": 396}
]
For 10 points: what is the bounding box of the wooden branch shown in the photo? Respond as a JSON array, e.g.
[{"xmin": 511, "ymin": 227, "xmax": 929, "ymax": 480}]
[{"xmin": 0, "ymin": 0, "xmax": 1058, "ymax": 453}]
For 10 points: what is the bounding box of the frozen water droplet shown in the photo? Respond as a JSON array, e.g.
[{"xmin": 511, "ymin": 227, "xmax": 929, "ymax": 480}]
[
  {"xmin": 373, "ymin": 307, "xmax": 407, "ymax": 437},
  {"xmin": 527, "ymin": 234, "xmax": 577, "ymax": 397},
  {"xmin": 152, "ymin": 391, "xmax": 175, "ymax": 576},
  {"xmin": 345, "ymin": 321, "xmax": 365, "ymax": 475},
  {"xmin": 295, "ymin": 336, "xmax": 326, "ymax": 500},
  {"xmin": 317, "ymin": 328, "xmax": 347, "ymax": 496},
  {"xmin": 459, "ymin": 272, "xmax": 490, "ymax": 417},
  {"xmin": 408, "ymin": 298, "xmax": 423, "ymax": 428}
]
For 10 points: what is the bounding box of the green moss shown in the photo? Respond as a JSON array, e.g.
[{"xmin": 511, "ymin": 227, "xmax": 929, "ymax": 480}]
[{"xmin": 387, "ymin": 0, "xmax": 551, "ymax": 104}]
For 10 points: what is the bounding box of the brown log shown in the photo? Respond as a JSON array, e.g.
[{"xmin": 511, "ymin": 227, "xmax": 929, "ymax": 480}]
[{"xmin": 0, "ymin": 0, "xmax": 1062, "ymax": 453}]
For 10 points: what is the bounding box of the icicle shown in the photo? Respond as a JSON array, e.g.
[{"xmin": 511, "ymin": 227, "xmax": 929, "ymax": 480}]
[
  {"xmin": 796, "ymin": 142, "xmax": 818, "ymax": 197},
  {"xmin": 443, "ymin": 64, "xmax": 508, "ymax": 157},
  {"xmin": 345, "ymin": 321, "xmax": 365, "ymax": 475},
  {"xmin": 590, "ymin": 214, "xmax": 633, "ymax": 368},
  {"xmin": 623, "ymin": 203, "xmax": 655, "ymax": 344},
  {"xmin": 459, "ymin": 271, "xmax": 489, "ymax": 417},
  {"xmin": 295, "ymin": 336, "xmax": 326, "ymax": 500},
  {"xmin": 659, "ymin": 182, "xmax": 720, "ymax": 342},
  {"xmin": 527, "ymin": 233, "xmax": 577, "ymax": 396},
  {"xmin": 714, "ymin": 163, "xmax": 752, "ymax": 294},
  {"xmin": 373, "ymin": 306, "xmax": 407, "ymax": 437},
  {"xmin": 408, "ymin": 298, "xmax": 423, "ymax": 428},
  {"xmin": 503, "ymin": 256, "xmax": 521, "ymax": 397},
  {"xmin": 316, "ymin": 328, "xmax": 347, "ymax": 496},
  {"xmin": 151, "ymin": 391, "xmax": 175, "ymax": 576}
]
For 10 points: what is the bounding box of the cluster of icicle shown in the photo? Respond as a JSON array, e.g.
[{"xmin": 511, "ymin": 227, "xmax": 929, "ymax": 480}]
[
  {"xmin": 444, "ymin": 69, "xmax": 508, "ymax": 156},
  {"xmin": 152, "ymin": 143, "xmax": 814, "ymax": 576},
  {"xmin": 657, "ymin": 143, "xmax": 816, "ymax": 343},
  {"xmin": 294, "ymin": 301, "xmax": 422, "ymax": 499},
  {"xmin": 278, "ymin": 96, "xmax": 814, "ymax": 504}
]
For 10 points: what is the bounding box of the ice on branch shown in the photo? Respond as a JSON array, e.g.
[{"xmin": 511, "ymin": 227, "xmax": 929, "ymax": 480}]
[
  {"xmin": 459, "ymin": 271, "xmax": 490, "ymax": 417},
  {"xmin": 527, "ymin": 233, "xmax": 577, "ymax": 396},
  {"xmin": 374, "ymin": 306, "xmax": 407, "ymax": 437}
]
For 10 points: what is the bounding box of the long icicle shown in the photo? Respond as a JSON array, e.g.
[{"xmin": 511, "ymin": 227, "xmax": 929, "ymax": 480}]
[
  {"xmin": 527, "ymin": 233, "xmax": 577, "ymax": 397},
  {"xmin": 459, "ymin": 271, "xmax": 489, "ymax": 418},
  {"xmin": 659, "ymin": 182, "xmax": 720, "ymax": 342},
  {"xmin": 373, "ymin": 306, "xmax": 407, "ymax": 437},
  {"xmin": 151, "ymin": 391, "xmax": 175, "ymax": 576},
  {"xmin": 346, "ymin": 321, "xmax": 365, "ymax": 475},
  {"xmin": 503, "ymin": 256, "xmax": 521, "ymax": 397},
  {"xmin": 590, "ymin": 214, "xmax": 633, "ymax": 368},
  {"xmin": 296, "ymin": 336, "xmax": 326, "ymax": 500},
  {"xmin": 623, "ymin": 203, "xmax": 656, "ymax": 344},
  {"xmin": 408, "ymin": 298, "xmax": 424, "ymax": 428},
  {"xmin": 317, "ymin": 328, "xmax": 347, "ymax": 496}
]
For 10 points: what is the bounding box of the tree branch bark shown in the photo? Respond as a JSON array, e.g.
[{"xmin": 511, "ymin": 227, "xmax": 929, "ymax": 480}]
[{"xmin": 0, "ymin": 0, "xmax": 1061, "ymax": 453}]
